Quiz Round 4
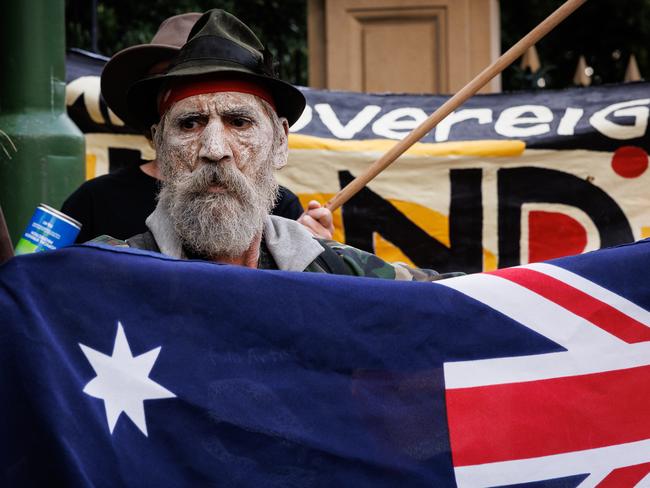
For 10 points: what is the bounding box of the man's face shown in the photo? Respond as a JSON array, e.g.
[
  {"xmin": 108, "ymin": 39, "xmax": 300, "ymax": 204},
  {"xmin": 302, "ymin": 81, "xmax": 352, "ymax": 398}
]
[
  {"xmin": 158, "ymin": 91, "xmax": 282, "ymax": 179},
  {"xmin": 154, "ymin": 91, "xmax": 287, "ymax": 259}
]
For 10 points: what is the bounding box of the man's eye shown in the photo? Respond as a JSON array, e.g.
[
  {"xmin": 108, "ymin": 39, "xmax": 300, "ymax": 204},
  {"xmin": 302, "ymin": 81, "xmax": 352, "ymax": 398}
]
[
  {"xmin": 230, "ymin": 117, "xmax": 251, "ymax": 128},
  {"xmin": 179, "ymin": 118, "xmax": 201, "ymax": 130}
]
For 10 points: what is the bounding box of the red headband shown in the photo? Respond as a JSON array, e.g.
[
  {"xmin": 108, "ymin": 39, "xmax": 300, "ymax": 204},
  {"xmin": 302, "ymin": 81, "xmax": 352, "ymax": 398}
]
[{"xmin": 158, "ymin": 78, "xmax": 276, "ymax": 116}]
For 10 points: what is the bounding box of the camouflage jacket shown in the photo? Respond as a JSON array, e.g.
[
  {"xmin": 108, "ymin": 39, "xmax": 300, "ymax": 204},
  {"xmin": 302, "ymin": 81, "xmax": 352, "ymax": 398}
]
[
  {"xmin": 305, "ymin": 239, "xmax": 462, "ymax": 281},
  {"xmin": 90, "ymin": 211, "xmax": 459, "ymax": 282}
]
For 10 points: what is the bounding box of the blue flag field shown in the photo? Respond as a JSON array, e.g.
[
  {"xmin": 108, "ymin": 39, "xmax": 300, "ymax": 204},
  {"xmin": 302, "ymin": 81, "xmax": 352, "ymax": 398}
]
[{"xmin": 2, "ymin": 241, "xmax": 650, "ymax": 487}]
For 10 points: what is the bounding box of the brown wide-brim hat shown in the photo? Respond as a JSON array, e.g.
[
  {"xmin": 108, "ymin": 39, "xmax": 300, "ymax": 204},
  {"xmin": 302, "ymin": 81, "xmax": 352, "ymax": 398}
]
[
  {"xmin": 101, "ymin": 13, "xmax": 202, "ymax": 131},
  {"xmin": 126, "ymin": 9, "xmax": 306, "ymax": 131}
]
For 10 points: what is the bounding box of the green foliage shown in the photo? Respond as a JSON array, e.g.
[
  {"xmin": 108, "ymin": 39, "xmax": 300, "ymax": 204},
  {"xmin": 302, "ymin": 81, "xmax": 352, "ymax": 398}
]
[
  {"xmin": 500, "ymin": 0, "xmax": 650, "ymax": 90},
  {"xmin": 66, "ymin": 0, "xmax": 308, "ymax": 85},
  {"xmin": 67, "ymin": 0, "xmax": 650, "ymax": 90}
]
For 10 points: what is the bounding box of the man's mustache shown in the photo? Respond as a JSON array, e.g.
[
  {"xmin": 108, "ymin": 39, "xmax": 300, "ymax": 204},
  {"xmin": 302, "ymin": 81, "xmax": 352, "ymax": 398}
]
[{"xmin": 170, "ymin": 164, "xmax": 250, "ymax": 197}]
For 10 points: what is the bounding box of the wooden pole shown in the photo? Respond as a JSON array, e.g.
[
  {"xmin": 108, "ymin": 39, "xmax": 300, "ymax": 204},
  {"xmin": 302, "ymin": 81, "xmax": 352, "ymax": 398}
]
[{"xmin": 325, "ymin": 0, "xmax": 588, "ymax": 212}]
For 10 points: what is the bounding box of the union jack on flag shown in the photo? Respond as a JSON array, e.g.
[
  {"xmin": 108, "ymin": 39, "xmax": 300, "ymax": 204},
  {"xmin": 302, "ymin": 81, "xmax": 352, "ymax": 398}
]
[{"xmin": 441, "ymin": 254, "xmax": 650, "ymax": 487}]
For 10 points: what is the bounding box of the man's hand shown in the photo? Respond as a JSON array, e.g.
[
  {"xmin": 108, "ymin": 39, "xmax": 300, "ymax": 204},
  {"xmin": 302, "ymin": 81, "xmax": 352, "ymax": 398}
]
[{"xmin": 297, "ymin": 200, "xmax": 334, "ymax": 239}]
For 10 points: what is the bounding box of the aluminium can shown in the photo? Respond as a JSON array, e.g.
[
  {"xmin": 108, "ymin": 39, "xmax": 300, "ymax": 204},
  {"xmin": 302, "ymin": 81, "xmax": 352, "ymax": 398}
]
[{"xmin": 14, "ymin": 204, "xmax": 82, "ymax": 255}]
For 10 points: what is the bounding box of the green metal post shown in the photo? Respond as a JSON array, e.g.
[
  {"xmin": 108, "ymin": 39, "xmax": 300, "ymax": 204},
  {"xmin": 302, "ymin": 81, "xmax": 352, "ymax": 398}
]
[{"xmin": 0, "ymin": 0, "xmax": 85, "ymax": 244}]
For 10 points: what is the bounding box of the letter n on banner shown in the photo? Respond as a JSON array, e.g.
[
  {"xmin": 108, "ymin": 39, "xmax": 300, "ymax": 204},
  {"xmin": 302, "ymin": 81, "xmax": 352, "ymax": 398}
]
[{"xmin": 338, "ymin": 170, "xmax": 484, "ymax": 274}]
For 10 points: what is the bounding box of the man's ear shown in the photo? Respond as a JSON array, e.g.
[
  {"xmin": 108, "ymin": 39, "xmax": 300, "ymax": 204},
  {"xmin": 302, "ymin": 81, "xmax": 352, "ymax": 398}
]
[
  {"xmin": 271, "ymin": 118, "xmax": 290, "ymax": 170},
  {"xmin": 149, "ymin": 123, "xmax": 163, "ymax": 152},
  {"xmin": 150, "ymin": 124, "xmax": 159, "ymax": 143}
]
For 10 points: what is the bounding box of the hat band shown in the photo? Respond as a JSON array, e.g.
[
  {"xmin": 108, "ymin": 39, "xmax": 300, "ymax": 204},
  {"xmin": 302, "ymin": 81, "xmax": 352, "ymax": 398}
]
[
  {"xmin": 158, "ymin": 78, "xmax": 276, "ymax": 116},
  {"xmin": 168, "ymin": 35, "xmax": 273, "ymax": 76}
]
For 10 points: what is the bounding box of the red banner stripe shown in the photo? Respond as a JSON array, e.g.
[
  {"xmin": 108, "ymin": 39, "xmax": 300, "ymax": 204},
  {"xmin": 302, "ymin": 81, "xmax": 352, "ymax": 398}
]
[
  {"xmin": 446, "ymin": 364, "xmax": 650, "ymax": 466},
  {"xmin": 596, "ymin": 462, "xmax": 650, "ymax": 487},
  {"xmin": 489, "ymin": 268, "xmax": 650, "ymax": 343}
]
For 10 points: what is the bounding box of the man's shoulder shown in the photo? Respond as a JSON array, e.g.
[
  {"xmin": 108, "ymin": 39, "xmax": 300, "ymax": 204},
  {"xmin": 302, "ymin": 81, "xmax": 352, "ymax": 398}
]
[
  {"xmin": 80, "ymin": 167, "xmax": 133, "ymax": 188},
  {"xmin": 63, "ymin": 170, "xmax": 126, "ymax": 206},
  {"xmin": 272, "ymin": 186, "xmax": 303, "ymax": 220},
  {"xmin": 87, "ymin": 231, "xmax": 160, "ymax": 252},
  {"xmin": 72, "ymin": 165, "xmax": 153, "ymax": 194},
  {"xmin": 314, "ymin": 239, "xmax": 450, "ymax": 281},
  {"xmin": 86, "ymin": 234, "xmax": 130, "ymax": 247}
]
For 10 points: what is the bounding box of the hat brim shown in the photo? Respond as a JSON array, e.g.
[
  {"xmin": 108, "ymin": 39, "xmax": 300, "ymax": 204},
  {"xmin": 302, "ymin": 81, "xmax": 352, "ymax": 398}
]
[
  {"xmin": 101, "ymin": 44, "xmax": 180, "ymax": 131},
  {"xmin": 126, "ymin": 64, "xmax": 306, "ymax": 131}
]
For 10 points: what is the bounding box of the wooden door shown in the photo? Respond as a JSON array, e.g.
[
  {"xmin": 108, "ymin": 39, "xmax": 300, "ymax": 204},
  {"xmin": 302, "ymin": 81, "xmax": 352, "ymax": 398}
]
[{"xmin": 308, "ymin": 0, "xmax": 500, "ymax": 94}]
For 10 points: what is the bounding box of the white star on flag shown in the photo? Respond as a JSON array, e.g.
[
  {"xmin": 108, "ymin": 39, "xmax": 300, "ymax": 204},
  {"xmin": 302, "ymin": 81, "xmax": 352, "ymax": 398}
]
[{"xmin": 79, "ymin": 321, "xmax": 176, "ymax": 436}]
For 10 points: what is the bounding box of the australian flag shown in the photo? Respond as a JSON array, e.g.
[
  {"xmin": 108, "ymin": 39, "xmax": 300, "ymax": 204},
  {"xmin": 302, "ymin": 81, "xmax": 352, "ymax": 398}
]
[{"xmin": 1, "ymin": 240, "xmax": 650, "ymax": 487}]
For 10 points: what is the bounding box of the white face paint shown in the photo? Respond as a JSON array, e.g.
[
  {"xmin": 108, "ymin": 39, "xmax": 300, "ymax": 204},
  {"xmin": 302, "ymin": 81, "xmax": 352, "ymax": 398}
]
[
  {"xmin": 154, "ymin": 91, "xmax": 288, "ymax": 260},
  {"xmin": 158, "ymin": 92, "xmax": 281, "ymax": 177}
]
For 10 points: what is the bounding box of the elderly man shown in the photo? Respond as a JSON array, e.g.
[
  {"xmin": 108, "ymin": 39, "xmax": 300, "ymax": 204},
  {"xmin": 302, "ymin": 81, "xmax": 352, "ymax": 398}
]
[
  {"xmin": 63, "ymin": 12, "xmax": 330, "ymax": 242},
  {"xmin": 95, "ymin": 9, "xmax": 450, "ymax": 280}
]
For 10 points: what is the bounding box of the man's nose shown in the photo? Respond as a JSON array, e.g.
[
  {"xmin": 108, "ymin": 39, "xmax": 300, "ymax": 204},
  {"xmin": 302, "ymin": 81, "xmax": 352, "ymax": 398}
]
[{"xmin": 198, "ymin": 120, "xmax": 232, "ymax": 164}]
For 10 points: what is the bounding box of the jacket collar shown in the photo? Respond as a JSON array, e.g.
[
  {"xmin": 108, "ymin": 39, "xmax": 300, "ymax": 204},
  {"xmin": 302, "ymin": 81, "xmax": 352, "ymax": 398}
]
[{"xmin": 145, "ymin": 202, "xmax": 324, "ymax": 271}]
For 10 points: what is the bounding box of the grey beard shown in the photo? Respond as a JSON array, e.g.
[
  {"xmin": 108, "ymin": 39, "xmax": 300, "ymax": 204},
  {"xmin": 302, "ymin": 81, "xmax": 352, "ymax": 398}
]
[{"xmin": 158, "ymin": 163, "xmax": 278, "ymax": 260}]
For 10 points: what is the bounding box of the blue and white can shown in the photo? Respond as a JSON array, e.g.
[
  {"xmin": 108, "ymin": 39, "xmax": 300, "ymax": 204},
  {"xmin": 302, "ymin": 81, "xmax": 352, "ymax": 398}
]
[{"xmin": 14, "ymin": 204, "xmax": 81, "ymax": 255}]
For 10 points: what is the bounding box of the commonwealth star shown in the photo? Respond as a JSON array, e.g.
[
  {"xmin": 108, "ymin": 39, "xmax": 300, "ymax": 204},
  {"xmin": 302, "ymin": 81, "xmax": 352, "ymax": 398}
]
[{"xmin": 79, "ymin": 321, "xmax": 176, "ymax": 436}]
